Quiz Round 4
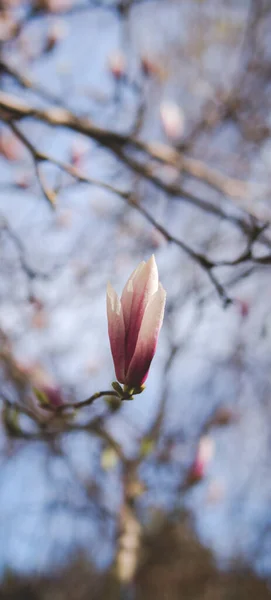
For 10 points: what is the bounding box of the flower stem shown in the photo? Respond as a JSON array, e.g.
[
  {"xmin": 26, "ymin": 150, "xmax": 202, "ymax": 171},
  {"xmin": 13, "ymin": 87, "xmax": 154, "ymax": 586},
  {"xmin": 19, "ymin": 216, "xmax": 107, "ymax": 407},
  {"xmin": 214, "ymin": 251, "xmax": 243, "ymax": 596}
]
[{"xmin": 48, "ymin": 390, "xmax": 120, "ymax": 413}]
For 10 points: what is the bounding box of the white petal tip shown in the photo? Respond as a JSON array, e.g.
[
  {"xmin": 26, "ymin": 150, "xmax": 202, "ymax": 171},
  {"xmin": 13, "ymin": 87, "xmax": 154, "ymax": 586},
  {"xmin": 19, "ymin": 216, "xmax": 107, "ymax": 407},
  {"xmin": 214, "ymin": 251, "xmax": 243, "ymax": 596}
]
[
  {"xmin": 147, "ymin": 254, "xmax": 157, "ymax": 267},
  {"xmin": 107, "ymin": 282, "xmax": 121, "ymax": 314},
  {"xmin": 106, "ymin": 281, "xmax": 114, "ymax": 298},
  {"xmin": 158, "ymin": 282, "xmax": 166, "ymax": 299}
]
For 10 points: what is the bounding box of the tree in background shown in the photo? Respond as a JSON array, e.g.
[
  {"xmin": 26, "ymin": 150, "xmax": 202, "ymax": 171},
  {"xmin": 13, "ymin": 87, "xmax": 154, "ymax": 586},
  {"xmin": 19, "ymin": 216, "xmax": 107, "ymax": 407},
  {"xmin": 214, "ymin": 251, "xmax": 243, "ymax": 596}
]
[{"xmin": 0, "ymin": 0, "xmax": 271, "ymax": 597}]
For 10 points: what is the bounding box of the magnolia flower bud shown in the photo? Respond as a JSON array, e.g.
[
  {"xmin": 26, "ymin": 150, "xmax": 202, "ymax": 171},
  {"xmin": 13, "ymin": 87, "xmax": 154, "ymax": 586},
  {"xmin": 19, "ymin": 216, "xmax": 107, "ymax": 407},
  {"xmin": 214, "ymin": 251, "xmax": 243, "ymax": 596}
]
[
  {"xmin": 108, "ymin": 51, "xmax": 126, "ymax": 80},
  {"xmin": 70, "ymin": 137, "xmax": 89, "ymax": 166},
  {"xmin": 235, "ymin": 298, "xmax": 250, "ymax": 318},
  {"xmin": 27, "ymin": 365, "xmax": 63, "ymax": 421},
  {"xmin": 160, "ymin": 101, "xmax": 184, "ymax": 140},
  {"xmin": 35, "ymin": 385, "xmax": 63, "ymax": 408},
  {"xmin": 141, "ymin": 55, "xmax": 159, "ymax": 77},
  {"xmin": 0, "ymin": 130, "xmax": 23, "ymax": 161},
  {"xmin": 44, "ymin": 20, "xmax": 68, "ymax": 53},
  {"xmin": 15, "ymin": 170, "xmax": 31, "ymax": 189},
  {"xmin": 189, "ymin": 436, "xmax": 215, "ymax": 483},
  {"xmin": 107, "ymin": 255, "xmax": 166, "ymax": 391}
]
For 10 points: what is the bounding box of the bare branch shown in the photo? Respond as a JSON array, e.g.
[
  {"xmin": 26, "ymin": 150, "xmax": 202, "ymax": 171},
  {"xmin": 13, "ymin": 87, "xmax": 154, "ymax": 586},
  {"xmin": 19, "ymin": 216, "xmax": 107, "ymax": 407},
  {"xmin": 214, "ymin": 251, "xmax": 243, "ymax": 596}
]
[
  {"xmin": 0, "ymin": 60, "xmax": 64, "ymax": 106},
  {"xmin": 0, "ymin": 90, "xmax": 250, "ymax": 203},
  {"xmin": 1, "ymin": 92, "xmax": 271, "ymax": 303}
]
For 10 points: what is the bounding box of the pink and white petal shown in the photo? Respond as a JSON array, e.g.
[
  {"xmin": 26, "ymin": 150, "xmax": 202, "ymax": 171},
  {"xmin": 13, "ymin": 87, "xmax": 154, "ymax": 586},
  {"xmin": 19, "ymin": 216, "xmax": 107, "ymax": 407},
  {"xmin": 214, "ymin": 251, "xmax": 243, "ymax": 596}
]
[
  {"xmin": 126, "ymin": 283, "xmax": 166, "ymax": 387},
  {"xmin": 132, "ymin": 255, "xmax": 158, "ymax": 306},
  {"xmin": 106, "ymin": 282, "xmax": 125, "ymax": 383},
  {"xmin": 124, "ymin": 255, "xmax": 159, "ymax": 368},
  {"xmin": 121, "ymin": 261, "xmax": 145, "ymax": 329}
]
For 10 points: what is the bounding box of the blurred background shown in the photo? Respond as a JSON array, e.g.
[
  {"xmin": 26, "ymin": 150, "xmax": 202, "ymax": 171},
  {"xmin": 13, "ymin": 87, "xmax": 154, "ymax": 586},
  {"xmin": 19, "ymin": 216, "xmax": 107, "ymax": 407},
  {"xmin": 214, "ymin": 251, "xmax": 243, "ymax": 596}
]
[{"xmin": 1, "ymin": 0, "xmax": 271, "ymax": 597}]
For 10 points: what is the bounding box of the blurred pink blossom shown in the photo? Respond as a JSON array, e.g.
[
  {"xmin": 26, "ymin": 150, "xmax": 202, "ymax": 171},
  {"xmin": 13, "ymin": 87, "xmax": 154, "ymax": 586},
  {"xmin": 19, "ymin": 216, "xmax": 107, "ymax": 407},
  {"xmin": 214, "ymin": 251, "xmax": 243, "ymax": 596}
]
[
  {"xmin": 29, "ymin": 365, "xmax": 63, "ymax": 421},
  {"xmin": 0, "ymin": 130, "xmax": 23, "ymax": 161},
  {"xmin": 235, "ymin": 298, "xmax": 250, "ymax": 318},
  {"xmin": 160, "ymin": 100, "xmax": 184, "ymax": 140},
  {"xmin": 45, "ymin": 20, "xmax": 68, "ymax": 52},
  {"xmin": 108, "ymin": 51, "xmax": 126, "ymax": 80},
  {"xmin": 70, "ymin": 137, "xmax": 89, "ymax": 167},
  {"xmin": 189, "ymin": 436, "xmax": 215, "ymax": 482},
  {"xmin": 46, "ymin": 0, "xmax": 73, "ymax": 14},
  {"xmin": 141, "ymin": 55, "xmax": 160, "ymax": 77}
]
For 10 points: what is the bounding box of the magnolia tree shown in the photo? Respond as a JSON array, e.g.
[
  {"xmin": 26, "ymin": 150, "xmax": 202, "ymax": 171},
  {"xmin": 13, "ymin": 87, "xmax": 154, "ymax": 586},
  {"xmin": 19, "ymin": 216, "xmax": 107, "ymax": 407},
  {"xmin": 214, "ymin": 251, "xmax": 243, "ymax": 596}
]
[{"xmin": 1, "ymin": 0, "xmax": 271, "ymax": 596}]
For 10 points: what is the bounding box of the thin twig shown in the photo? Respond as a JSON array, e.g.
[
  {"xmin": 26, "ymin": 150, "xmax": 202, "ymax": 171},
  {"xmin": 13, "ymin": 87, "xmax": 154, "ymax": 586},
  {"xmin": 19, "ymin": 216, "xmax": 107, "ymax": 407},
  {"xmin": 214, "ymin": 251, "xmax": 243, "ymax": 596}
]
[{"xmin": 52, "ymin": 390, "xmax": 120, "ymax": 412}]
